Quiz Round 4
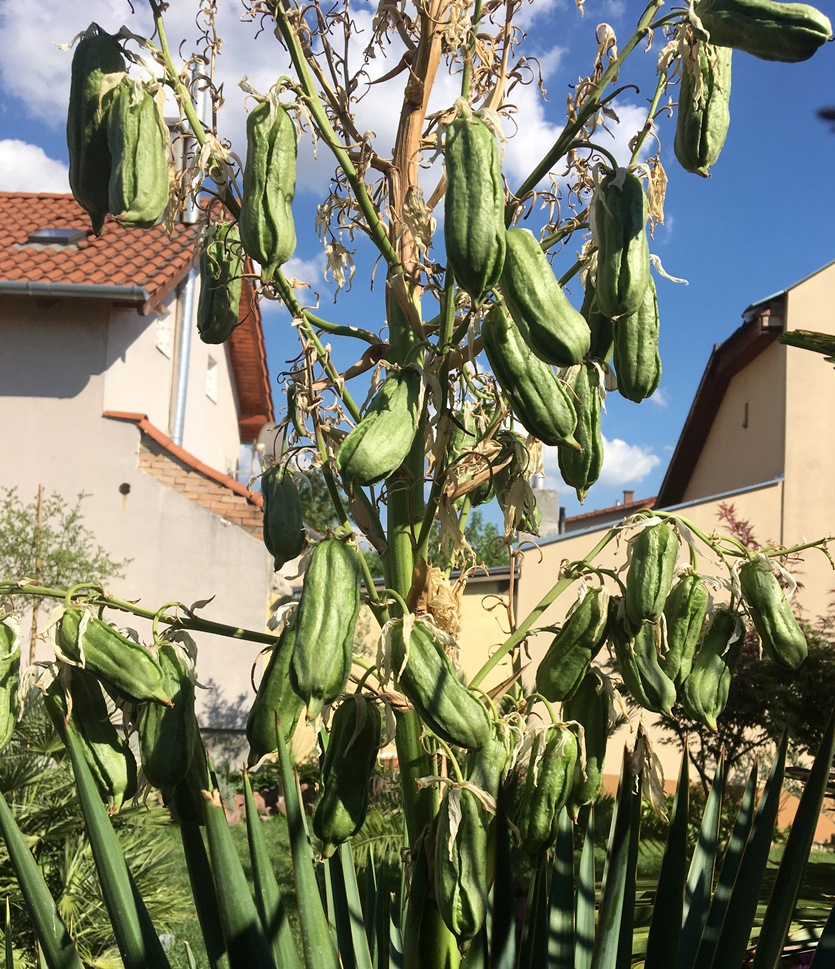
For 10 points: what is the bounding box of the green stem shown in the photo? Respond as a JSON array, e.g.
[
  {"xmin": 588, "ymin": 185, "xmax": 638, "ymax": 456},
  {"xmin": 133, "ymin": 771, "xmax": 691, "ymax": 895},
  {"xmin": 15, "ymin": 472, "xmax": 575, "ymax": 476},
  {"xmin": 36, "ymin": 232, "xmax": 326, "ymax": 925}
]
[
  {"xmin": 5, "ymin": 583, "xmax": 277, "ymax": 647},
  {"xmin": 508, "ymin": 0, "xmax": 665, "ymax": 214},
  {"xmin": 540, "ymin": 219, "xmax": 589, "ymax": 253},
  {"xmin": 271, "ymin": 0, "xmax": 401, "ymax": 271},
  {"xmin": 468, "ymin": 525, "xmax": 620, "ymax": 689},
  {"xmin": 460, "ymin": 0, "xmax": 484, "ymax": 101},
  {"xmin": 629, "ymin": 64, "xmax": 670, "ymax": 164}
]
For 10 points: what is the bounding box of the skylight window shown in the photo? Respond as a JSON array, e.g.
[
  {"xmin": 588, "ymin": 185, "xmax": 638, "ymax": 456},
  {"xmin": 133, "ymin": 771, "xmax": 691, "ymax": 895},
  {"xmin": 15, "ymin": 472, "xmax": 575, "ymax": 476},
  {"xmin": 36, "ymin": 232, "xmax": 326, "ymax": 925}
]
[{"xmin": 27, "ymin": 227, "xmax": 86, "ymax": 245}]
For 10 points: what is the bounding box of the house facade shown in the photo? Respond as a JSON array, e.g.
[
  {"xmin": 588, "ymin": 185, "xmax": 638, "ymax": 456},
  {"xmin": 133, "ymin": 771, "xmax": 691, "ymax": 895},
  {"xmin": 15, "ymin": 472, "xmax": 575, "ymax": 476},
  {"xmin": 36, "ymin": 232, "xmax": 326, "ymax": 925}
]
[{"xmin": 0, "ymin": 192, "xmax": 276, "ymax": 751}]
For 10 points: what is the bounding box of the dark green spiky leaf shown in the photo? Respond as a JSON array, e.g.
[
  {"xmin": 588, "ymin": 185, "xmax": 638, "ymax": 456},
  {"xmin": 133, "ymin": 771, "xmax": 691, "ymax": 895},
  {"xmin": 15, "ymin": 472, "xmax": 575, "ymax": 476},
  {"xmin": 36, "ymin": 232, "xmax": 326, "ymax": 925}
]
[
  {"xmin": 576, "ymin": 804, "xmax": 596, "ymax": 969},
  {"xmin": 548, "ymin": 808, "xmax": 576, "ymax": 969},
  {"xmin": 490, "ymin": 783, "xmax": 516, "ymax": 969},
  {"xmin": 178, "ymin": 822, "xmax": 230, "ymax": 969}
]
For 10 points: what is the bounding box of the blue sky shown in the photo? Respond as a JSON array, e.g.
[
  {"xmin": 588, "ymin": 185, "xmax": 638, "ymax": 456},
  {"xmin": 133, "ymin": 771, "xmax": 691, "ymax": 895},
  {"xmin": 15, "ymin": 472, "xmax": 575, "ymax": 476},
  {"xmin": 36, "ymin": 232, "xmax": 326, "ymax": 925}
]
[{"xmin": 1, "ymin": 0, "xmax": 833, "ymax": 526}]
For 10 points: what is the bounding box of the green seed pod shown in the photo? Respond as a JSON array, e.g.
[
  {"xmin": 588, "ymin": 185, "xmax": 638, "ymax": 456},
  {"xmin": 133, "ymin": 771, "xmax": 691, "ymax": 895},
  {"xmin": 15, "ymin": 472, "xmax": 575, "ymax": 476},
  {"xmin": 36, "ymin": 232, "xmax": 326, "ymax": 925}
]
[
  {"xmin": 0, "ymin": 617, "xmax": 21, "ymax": 753},
  {"xmin": 739, "ymin": 557, "xmax": 808, "ymax": 669},
  {"xmin": 239, "ymin": 96, "xmax": 297, "ymax": 279},
  {"xmin": 434, "ymin": 785, "xmax": 490, "ymax": 942},
  {"xmin": 563, "ymin": 668, "xmax": 610, "ymax": 818},
  {"xmin": 674, "ymin": 35, "xmax": 732, "ymax": 177},
  {"xmin": 590, "ymin": 167, "xmax": 651, "ymax": 319},
  {"xmin": 246, "ymin": 620, "xmax": 306, "ymax": 766},
  {"xmin": 499, "ymin": 228, "xmax": 591, "ymax": 367},
  {"xmin": 66, "ymin": 25, "xmax": 126, "ymax": 234},
  {"xmin": 535, "ymin": 586, "xmax": 610, "ymax": 703},
  {"xmin": 196, "ymin": 222, "xmax": 243, "ymax": 345},
  {"xmin": 46, "ymin": 668, "xmax": 138, "ymax": 813},
  {"xmin": 681, "ymin": 607, "xmax": 743, "ymax": 730},
  {"xmin": 138, "ymin": 642, "xmax": 199, "ymax": 790},
  {"xmin": 612, "ymin": 276, "xmax": 662, "ymax": 403},
  {"xmin": 660, "ymin": 572, "xmax": 710, "ymax": 687},
  {"xmin": 464, "ymin": 731, "xmax": 507, "ymax": 882},
  {"xmin": 261, "ymin": 464, "xmax": 306, "ymax": 570},
  {"xmin": 512, "ymin": 724, "xmax": 578, "ymax": 857},
  {"xmin": 444, "ymin": 111, "xmax": 506, "ymax": 302},
  {"xmin": 442, "ymin": 407, "xmax": 494, "ymax": 507},
  {"xmin": 581, "ymin": 278, "xmax": 615, "ymax": 363},
  {"xmin": 611, "ymin": 606, "xmax": 677, "ymax": 717},
  {"xmin": 335, "ymin": 370, "xmax": 423, "ymax": 487},
  {"xmin": 107, "ymin": 77, "xmax": 170, "ymax": 228},
  {"xmin": 163, "ymin": 731, "xmax": 210, "ymax": 825},
  {"xmin": 293, "ymin": 538, "xmax": 361, "ymax": 720},
  {"xmin": 388, "ymin": 617, "xmax": 493, "ymax": 751},
  {"xmin": 482, "ymin": 303, "xmax": 580, "ymax": 450},
  {"xmin": 558, "ymin": 363, "xmax": 604, "ymax": 503},
  {"xmin": 52, "ymin": 607, "xmax": 171, "ymax": 706},
  {"xmin": 312, "ymin": 695, "xmax": 383, "ymax": 858},
  {"xmin": 693, "ymin": 0, "xmax": 832, "ymax": 63},
  {"xmin": 624, "ymin": 521, "xmax": 679, "ymax": 629}
]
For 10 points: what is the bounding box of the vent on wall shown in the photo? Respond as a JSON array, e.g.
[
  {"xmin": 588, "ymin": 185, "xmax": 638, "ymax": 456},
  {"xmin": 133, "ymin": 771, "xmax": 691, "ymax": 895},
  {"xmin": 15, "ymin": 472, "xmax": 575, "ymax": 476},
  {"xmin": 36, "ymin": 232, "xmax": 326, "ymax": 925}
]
[{"xmin": 27, "ymin": 227, "xmax": 86, "ymax": 245}]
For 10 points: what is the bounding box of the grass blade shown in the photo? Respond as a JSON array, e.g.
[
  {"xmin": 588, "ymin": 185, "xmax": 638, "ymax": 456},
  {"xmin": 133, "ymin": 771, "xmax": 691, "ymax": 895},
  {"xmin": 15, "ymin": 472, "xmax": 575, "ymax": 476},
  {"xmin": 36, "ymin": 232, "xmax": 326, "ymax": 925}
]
[
  {"xmin": 575, "ymin": 804, "xmax": 596, "ymax": 969},
  {"xmin": 60, "ymin": 713, "xmax": 170, "ymax": 969},
  {"xmin": 548, "ymin": 808, "xmax": 576, "ymax": 969},
  {"xmin": 0, "ymin": 794, "xmax": 85, "ymax": 969},
  {"xmin": 202, "ymin": 781, "xmax": 275, "ymax": 968},
  {"xmin": 753, "ymin": 706, "xmax": 835, "ymax": 969},
  {"xmin": 242, "ymin": 771, "xmax": 301, "ymax": 969},
  {"xmin": 712, "ymin": 732, "xmax": 788, "ymax": 969},
  {"xmin": 679, "ymin": 752, "xmax": 725, "ymax": 969},
  {"xmin": 646, "ymin": 748, "xmax": 690, "ymax": 969},
  {"xmin": 178, "ymin": 822, "xmax": 230, "ymax": 969},
  {"xmin": 275, "ymin": 714, "xmax": 340, "ymax": 969},
  {"xmin": 4, "ymin": 898, "xmax": 11, "ymax": 969}
]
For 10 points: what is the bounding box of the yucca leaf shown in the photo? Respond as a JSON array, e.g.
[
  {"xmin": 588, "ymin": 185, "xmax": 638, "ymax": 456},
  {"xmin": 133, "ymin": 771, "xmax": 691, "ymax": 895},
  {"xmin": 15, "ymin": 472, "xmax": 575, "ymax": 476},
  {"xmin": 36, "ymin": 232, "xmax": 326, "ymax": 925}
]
[
  {"xmin": 59, "ymin": 714, "xmax": 170, "ymax": 969},
  {"xmin": 365, "ymin": 851, "xmax": 378, "ymax": 958},
  {"xmin": 178, "ymin": 822, "xmax": 230, "ymax": 969},
  {"xmin": 645, "ymin": 748, "xmax": 689, "ymax": 969},
  {"xmin": 615, "ymin": 753, "xmax": 642, "ymax": 969},
  {"xmin": 242, "ymin": 771, "xmax": 301, "ymax": 969},
  {"xmin": 591, "ymin": 747, "xmax": 639, "ymax": 969},
  {"xmin": 547, "ymin": 808, "xmax": 576, "ymax": 969},
  {"xmin": 809, "ymin": 901, "xmax": 835, "ymax": 967},
  {"xmin": 4, "ymin": 898, "xmax": 11, "ymax": 969},
  {"xmin": 711, "ymin": 732, "xmax": 788, "ymax": 969},
  {"xmin": 518, "ymin": 860, "xmax": 549, "ymax": 969},
  {"xmin": 692, "ymin": 763, "xmax": 757, "ymax": 969},
  {"xmin": 202, "ymin": 782, "xmax": 274, "ymax": 968},
  {"xmin": 678, "ymin": 752, "xmax": 725, "ymax": 969},
  {"xmin": 389, "ymin": 889, "xmax": 403, "ymax": 969},
  {"xmin": 753, "ymin": 707, "xmax": 835, "ymax": 969},
  {"xmin": 575, "ymin": 804, "xmax": 596, "ymax": 969},
  {"xmin": 338, "ymin": 843, "xmax": 374, "ymax": 969},
  {"xmin": 490, "ymin": 783, "xmax": 516, "ymax": 969},
  {"xmin": 274, "ymin": 715, "xmax": 340, "ymax": 968}
]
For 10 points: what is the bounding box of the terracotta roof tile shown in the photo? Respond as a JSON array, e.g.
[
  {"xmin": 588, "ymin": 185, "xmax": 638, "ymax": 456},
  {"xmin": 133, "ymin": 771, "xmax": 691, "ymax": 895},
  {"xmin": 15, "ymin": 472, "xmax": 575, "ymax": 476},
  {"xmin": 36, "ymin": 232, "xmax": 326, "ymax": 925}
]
[{"xmin": 0, "ymin": 192, "xmax": 197, "ymax": 312}]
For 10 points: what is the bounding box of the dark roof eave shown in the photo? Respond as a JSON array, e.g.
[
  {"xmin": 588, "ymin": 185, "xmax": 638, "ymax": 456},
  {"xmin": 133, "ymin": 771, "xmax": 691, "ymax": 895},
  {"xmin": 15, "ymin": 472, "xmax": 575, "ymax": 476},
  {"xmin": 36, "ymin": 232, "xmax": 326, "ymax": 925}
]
[{"xmin": 0, "ymin": 279, "xmax": 154, "ymax": 313}]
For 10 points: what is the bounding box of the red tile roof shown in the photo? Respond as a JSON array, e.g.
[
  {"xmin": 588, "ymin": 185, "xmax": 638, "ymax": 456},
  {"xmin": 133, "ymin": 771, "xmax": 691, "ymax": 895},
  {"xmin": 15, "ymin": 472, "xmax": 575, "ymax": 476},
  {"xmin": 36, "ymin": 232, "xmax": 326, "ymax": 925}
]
[
  {"xmin": 564, "ymin": 495, "xmax": 656, "ymax": 528},
  {"xmin": 0, "ymin": 192, "xmax": 274, "ymax": 437},
  {"xmin": 0, "ymin": 192, "xmax": 196, "ymax": 312},
  {"xmin": 104, "ymin": 411, "xmax": 264, "ymax": 537}
]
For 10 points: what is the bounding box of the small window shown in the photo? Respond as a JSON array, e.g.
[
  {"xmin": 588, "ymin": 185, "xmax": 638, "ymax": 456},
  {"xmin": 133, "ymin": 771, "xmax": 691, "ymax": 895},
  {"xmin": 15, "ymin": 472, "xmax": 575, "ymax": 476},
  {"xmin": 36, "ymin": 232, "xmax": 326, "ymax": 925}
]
[
  {"xmin": 206, "ymin": 356, "xmax": 218, "ymax": 402},
  {"xmin": 27, "ymin": 227, "xmax": 86, "ymax": 245},
  {"xmin": 155, "ymin": 312, "xmax": 173, "ymax": 357}
]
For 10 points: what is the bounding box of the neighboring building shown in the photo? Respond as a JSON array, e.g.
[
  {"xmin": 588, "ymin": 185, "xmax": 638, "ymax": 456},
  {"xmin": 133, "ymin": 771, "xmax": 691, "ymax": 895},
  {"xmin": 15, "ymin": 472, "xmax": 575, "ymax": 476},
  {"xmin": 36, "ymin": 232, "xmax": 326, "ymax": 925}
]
[{"xmin": 0, "ymin": 192, "xmax": 275, "ymax": 753}]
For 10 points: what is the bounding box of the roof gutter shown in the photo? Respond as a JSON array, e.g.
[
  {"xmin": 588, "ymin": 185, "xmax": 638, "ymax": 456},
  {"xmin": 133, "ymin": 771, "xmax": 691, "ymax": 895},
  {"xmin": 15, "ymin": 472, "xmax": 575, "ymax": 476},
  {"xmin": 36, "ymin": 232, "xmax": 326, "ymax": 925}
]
[{"xmin": 0, "ymin": 279, "xmax": 150, "ymax": 307}]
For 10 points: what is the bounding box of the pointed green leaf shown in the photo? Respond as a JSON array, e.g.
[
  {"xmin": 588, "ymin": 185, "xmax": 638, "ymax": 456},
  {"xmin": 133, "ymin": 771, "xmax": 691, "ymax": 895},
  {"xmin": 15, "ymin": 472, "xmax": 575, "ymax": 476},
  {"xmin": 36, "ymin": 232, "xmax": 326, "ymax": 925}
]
[
  {"xmin": 591, "ymin": 747, "xmax": 639, "ymax": 969},
  {"xmin": 4, "ymin": 898, "xmax": 12, "ymax": 969},
  {"xmin": 242, "ymin": 772, "xmax": 301, "ymax": 969},
  {"xmin": 548, "ymin": 808, "xmax": 576, "ymax": 969},
  {"xmin": 519, "ymin": 862, "xmax": 548, "ymax": 969},
  {"xmin": 275, "ymin": 715, "xmax": 340, "ymax": 968},
  {"xmin": 203, "ymin": 783, "xmax": 275, "ymax": 968},
  {"xmin": 615, "ymin": 754, "xmax": 642, "ymax": 969},
  {"xmin": 645, "ymin": 748, "xmax": 689, "ymax": 969},
  {"xmin": 490, "ymin": 783, "xmax": 516, "ymax": 969},
  {"xmin": 753, "ymin": 707, "xmax": 835, "ymax": 969},
  {"xmin": 691, "ymin": 764, "xmax": 758, "ymax": 969},
  {"xmin": 60, "ymin": 714, "xmax": 170, "ymax": 969},
  {"xmin": 178, "ymin": 822, "xmax": 230, "ymax": 969},
  {"xmin": 338, "ymin": 843, "xmax": 374, "ymax": 969},
  {"xmin": 575, "ymin": 804, "xmax": 596, "ymax": 969},
  {"xmin": 809, "ymin": 901, "xmax": 835, "ymax": 968},
  {"xmin": 712, "ymin": 733, "xmax": 788, "ymax": 969}
]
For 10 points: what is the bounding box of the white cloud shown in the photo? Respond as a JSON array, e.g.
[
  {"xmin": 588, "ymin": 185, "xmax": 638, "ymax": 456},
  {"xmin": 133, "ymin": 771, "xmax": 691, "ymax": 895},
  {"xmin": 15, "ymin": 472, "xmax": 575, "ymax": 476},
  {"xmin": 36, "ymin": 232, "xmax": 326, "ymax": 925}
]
[
  {"xmin": 598, "ymin": 435, "xmax": 661, "ymax": 486},
  {"xmin": 0, "ymin": 140, "xmax": 68, "ymax": 192},
  {"xmin": 648, "ymin": 387, "xmax": 670, "ymax": 408},
  {"xmin": 283, "ymin": 252, "xmax": 329, "ymax": 289}
]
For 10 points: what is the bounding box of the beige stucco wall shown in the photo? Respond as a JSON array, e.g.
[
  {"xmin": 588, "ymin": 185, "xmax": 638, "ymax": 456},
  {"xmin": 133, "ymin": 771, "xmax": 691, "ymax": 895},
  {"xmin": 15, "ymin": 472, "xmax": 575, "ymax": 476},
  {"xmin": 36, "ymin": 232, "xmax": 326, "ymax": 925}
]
[
  {"xmin": 782, "ymin": 262, "xmax": 835, "ymax": 620},
  {"xmin": 683, "ymin": 342, "xmax": 786, "ymax": 503}
]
